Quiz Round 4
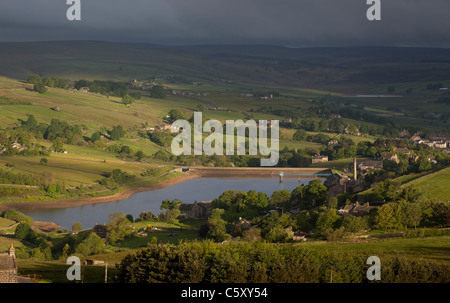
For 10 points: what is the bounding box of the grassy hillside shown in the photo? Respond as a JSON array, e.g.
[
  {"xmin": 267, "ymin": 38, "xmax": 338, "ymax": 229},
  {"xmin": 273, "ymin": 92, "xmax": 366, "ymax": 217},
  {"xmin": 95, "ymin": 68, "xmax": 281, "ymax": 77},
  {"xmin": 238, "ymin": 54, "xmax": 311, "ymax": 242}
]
[
  {"xmin": 402, "ymin": 167, "xmax": 450, "ymax": 201},
  {"xmin": 0, "ymin": 41, "xmax": 449, "ymax": 132}
]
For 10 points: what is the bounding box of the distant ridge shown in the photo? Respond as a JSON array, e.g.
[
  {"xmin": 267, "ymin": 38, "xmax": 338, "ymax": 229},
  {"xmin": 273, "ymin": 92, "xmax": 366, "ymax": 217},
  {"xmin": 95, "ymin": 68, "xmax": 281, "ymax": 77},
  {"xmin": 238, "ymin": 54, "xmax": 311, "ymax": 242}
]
[{"xmin": 0, "ymin": 41, "xmax": 449, "ymax": 90}]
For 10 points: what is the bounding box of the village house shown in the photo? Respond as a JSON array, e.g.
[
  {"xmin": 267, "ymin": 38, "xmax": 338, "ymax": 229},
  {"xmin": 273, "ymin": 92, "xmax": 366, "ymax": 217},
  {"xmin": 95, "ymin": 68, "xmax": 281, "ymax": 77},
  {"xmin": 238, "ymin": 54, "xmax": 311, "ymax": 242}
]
[
  {"xmin": 142, "ymin": 126, "xmax": 155, "ymax": 131},
  {"xmin": 11, "ymin": 141, "xmax": 27, "ymax": 153},
  {"xmin": 324, "ymin": 173, "xmax": 351, "ymax": 196},
  {"xmin": 85, "ymin": 259, "xmax": 106, "ymax": 266},
  {"xmin": 394, "ymin": 147, "xmax": 410, "ymax": 156},
  {"xmin": 78, "ymin": 87, "xmax": 90, "ymax": 93},
  {"xmin": 93, "ymin": 222, "xmax": 107, "ymax": 238},
  {"xmin": 328, "ymin": 139, "xmax": 339, "ymax": 146},
  {"xmin": 179, "ymin": 201, "xmax": 212, "ymax": 219},
  {"xmin": 434, "ymin": 141, "xmax": 447, "ymax": 149},
  {"xmin": 381, "ymin": 152, "xmax": 399, "ymax": 164},
  {"xmin": 358, "ymin": 160, "xmax": 383, "ymax": 172},
  {"xmin": 234, "ymin": 217, "xmax": 253, "ymax": 234},
  {"xmin": 157, "ymin": 124, "xmax": 172, "ymax": 131},
  {"xmin": 282, "ymin": 117, "xmax": 293, "ymax": 124},
  {"xmin": 312, "ymin": 155, "xmax": 329, "ymax": 164},
  {"xmin": 398, "ymin": 129, "xmax": 410, "ymax": 138},
  {"xmin": 339, "ymin": 202, "xmax": 378, "ymax": 217},
  {"xmin": 409, "ymin": 155, "xmax": 420, "ymax": 163},
  {"xmin": 170, "ymin": 124, "xmax": 181, "ymax": 133},
  {"xmin": 292, "ymin": 232, "xmax": 308, "ymax": 241}
]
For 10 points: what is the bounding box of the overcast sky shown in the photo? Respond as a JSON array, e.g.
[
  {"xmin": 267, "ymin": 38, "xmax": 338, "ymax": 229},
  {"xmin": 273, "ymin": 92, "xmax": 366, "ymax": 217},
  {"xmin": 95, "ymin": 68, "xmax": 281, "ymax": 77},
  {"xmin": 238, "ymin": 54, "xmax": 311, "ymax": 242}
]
[{"xmin": 0, "ymin": 0, "xmax": 449, "ymax": 47}]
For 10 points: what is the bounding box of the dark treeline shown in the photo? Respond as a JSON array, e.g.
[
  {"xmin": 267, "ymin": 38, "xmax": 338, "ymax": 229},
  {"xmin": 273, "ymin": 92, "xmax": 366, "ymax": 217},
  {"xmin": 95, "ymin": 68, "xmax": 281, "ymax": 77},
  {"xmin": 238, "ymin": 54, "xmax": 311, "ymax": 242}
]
[
  {"xmin": 26, "ymin": 74, "xmax": 129, "ymax": 97},
  {"xmin": 115, "ymin": 241, "xmax": 450, "ymax": 283},
  {"xmin": 0, "ymin": 168, "xmax": 40, "ymax": 186},
  {"xmin": 74, "ymin": 79, "xmax": 128, "ymax": 97}
]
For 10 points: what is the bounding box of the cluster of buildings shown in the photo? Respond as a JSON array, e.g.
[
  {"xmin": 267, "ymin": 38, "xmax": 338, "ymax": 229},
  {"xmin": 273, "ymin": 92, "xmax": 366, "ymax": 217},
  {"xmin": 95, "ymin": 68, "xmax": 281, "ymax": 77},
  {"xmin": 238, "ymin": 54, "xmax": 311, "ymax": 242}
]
[
  {"xmin": 0, "ymin": 141, "xmax": 27, "ymax": 154},
  {"xmin": 170, "ymin": 89, "xmax": 209, "ymax": 97},
  {"xmin": 411, "ymin": 134, "xmax": 449, "ymax": 149},
  {"xmin": 312, "ymin": 155, "xmax": 329, "ymax": 164},
  {"xmin": 129, "ymin": 79, "xmax": 155, "ymax": 90},
  {"xmin": 338, "ymin": 202, "xmax": 379, "ymax": 217},
  {"xmin": 141, "ymin": 123, "xmax": 180, "ymax": 133},
  {"xmin": 239, "ymin": 93, "xmax": 275, "ymax": 100}
]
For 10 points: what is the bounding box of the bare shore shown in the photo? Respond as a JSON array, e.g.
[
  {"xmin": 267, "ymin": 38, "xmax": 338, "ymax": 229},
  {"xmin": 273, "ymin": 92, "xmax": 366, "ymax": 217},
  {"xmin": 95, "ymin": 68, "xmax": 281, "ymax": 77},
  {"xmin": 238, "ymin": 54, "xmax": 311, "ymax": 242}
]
[{"xmin": 0, "ymin": 167, "xmax": 330, "ymax": 212}]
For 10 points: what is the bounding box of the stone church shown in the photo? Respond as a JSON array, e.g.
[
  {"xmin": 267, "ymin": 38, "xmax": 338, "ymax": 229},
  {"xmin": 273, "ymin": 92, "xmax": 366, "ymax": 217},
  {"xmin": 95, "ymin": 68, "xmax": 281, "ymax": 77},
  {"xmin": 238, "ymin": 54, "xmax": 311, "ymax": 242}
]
[{"xmin": 0, "ymin": 244, "xmax": 17, "ymax": 283}]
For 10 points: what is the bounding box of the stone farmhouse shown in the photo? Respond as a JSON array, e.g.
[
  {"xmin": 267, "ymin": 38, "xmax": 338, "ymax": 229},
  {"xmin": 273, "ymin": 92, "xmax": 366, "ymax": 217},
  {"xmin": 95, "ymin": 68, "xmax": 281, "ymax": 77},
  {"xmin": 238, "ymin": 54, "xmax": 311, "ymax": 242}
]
[
  {"xmin": 179, "ymin": 201, "xmax": 212, "ymax": 219},
  {"xmin": 312, "ymin": 155, "xmax": 329, "ymax": 164},
  {"xmin": 339, "ymin": 202, "xmax": 378, "ymax": 217}
]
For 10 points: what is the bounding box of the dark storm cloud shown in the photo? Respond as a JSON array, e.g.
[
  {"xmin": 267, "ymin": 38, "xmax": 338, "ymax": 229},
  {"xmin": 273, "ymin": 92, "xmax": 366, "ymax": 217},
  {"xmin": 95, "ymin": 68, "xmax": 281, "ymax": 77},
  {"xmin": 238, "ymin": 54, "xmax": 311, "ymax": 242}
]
[{"xmin": 0, "ymin": 0, "xmax": 449, "ymax": 47}]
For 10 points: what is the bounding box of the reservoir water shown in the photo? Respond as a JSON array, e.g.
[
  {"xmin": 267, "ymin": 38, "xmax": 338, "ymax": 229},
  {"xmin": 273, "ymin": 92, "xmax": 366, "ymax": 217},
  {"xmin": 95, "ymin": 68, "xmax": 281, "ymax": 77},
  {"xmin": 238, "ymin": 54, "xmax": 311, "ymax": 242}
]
[{"xmin": 24, "ymin": 176, "xmax": 318, "ymax": 230}]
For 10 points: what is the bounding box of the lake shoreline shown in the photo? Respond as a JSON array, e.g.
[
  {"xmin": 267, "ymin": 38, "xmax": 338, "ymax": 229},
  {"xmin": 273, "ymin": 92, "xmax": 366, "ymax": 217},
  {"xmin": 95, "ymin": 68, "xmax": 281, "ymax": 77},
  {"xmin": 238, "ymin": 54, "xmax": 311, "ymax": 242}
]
[{"xmin": 1, "ymin": 167, "xmax": 330, "ymax": 212}]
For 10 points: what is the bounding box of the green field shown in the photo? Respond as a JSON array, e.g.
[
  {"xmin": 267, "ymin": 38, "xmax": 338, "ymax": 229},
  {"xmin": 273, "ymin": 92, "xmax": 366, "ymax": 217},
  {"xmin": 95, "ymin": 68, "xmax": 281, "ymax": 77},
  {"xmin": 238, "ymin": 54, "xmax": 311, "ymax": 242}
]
[
  {"xmin": 302, "ymin": 235, "xmax": 450, "ymax": 264},
  {"xmin": 402, "ymin": 167, "xmax": 450, "ymax": 201}
]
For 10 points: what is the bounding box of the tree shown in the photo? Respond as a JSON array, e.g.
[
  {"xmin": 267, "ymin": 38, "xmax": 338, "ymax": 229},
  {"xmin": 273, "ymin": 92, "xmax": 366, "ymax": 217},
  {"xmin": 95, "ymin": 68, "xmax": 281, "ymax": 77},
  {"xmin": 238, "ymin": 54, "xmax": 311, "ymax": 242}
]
[
  {"xmin": 265, "ymin": 226, "xmax": 293, "ymax": 243},
  {"xmin": 206, "ymin": 209, "xmax": 230, "ymax": 242},
  {"xmin": 110, "ymin": 125, "xmax": 125, "ymax": 141},
  {"xmin": 398, "ymin": 200, "xmax": 422, "ymax": 230},
  {"xmin": 75, "ymin": 232, "xmax": 105, "ymax": 256},
  {"xmin": 302, "ymin": 179, "xmax": 328, "ymax": 208},
  {"xmin": 15, "ymin": 222, "xmax": 33, "ymax": 240},
  {"xmin": 293, "ymin": 129, "xmax": 307, "ymax": 141},
  {"xmin": 120, "ymin": 145, "xmax": 131, "ymax": 155},
  {"xmin": 106, "ymin": 213, "xmax": 133, "ymax": 244},
  {"xmin": 374, "ymin": 179, "xmax": 401, "ymax": 201},
  {"xmin": 342, "ymin": 216, "xmax": 367, "ymax": 233},
  {"xmin": 167, "ymin": 109, "xmax": 185, "ymax": 123},
  {"xmin": 270, "ymin": 190, "xmax": 291, "ymax": 208},
  {"xmin": 135, "ymin": 150, "xmax": 145, "ymax": 161},
  {"xmin": 22, "ymin": 114, "xmax": 38, "ymax": 130},
  {"xmin": 4, "ymin": 209, "xmax": 33, "ymax": 224},
  {"xmin": 376, "ymin": 203, "xmax": 397, "ymax": 232},
  {"xmin": 40, "ymin": 158, "xmax": 48, "ymax": 166},
  {"xmin": 326, "ymin": 197, "xmax": 338, "ymax": 209},
  {"xmin": 27, "ymin": 74, "xmax": 42, "ymax": 85},
  {"xmin": 72, "ymin": 222, "xmax": 82, "ymax": 232},
  {"xmin": 122, "ymin": 94, "xmax": 135, "ymax": 105},
  {"xmin": 242, "ymin": 227, "xmax": 262, "ymax": 242},
  {"xmin": 150, "ymin": 86, "xmax": 166, "ymax": 99},
  {"xmin": 416, "ymin": 156, "xmax": 431, "ymax": 172},
  {"xmin": 160, "ymin": 199, "xmax": 182, "ymax": 220},
  {"xmin": 51, "ymin": 138, "xmax": 64, "ymax": 152},
  {"xmin": 315, "ymin": 209, "xmax": 339, "ymax": 236},
  {"xmin": 243, "ymin": 190, "xmax": 258, "ymax": 208},
  {"xmin": 91, "ymin": 132, "xmax": 101, "ymax": 142},
  {"xmin": 406, "ymin": 203, "xmax": 422, "ymax": 229},
  {"xmin": 33, "ymin": 84, "xmax": 47, "ymax": 94},
  {"xmin": 256, "ymin": 192, "xmax": 269, "ymax": 209}
]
